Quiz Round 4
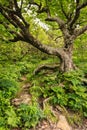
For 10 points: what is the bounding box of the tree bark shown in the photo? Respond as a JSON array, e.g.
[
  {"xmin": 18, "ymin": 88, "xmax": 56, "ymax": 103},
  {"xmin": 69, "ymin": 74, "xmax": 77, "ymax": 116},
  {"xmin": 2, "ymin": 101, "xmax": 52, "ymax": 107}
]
[
  {"xmin": 0, "ymin": 0, "xmax": 87, "ymax": 74},
  {"xmin": 60, "ymin": 53, "xmax": 75, "ymax": 72},
  {"xmin": 59, "ymin": 45, "xmax": 76, "ymax": 72},
  {"xmin": 23, "ymin": 31, "xmax": 76, "ymax": 73}
]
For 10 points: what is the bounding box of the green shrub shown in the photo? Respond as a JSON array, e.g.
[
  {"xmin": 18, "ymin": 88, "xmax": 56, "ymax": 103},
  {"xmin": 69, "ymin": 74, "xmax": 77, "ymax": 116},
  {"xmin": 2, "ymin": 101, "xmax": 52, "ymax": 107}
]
[
  {"xmin": 0, "ymin": 67, "xmax": 20, "ymax": 129},
  {"xmin": 0, "ymin": 79, "xmax": 19, "ymax": 98},
  {"xmin": 17, "ymin": 103, "xmax": 44, "ymax": 128},
  {"xmin": 5, "ymin": 107, "xmax": 20, "ymax": 128},
  {"xmin": 0, "ymin": 95, "xmax": 19, "ymax": 129},
  {"xmin": 51, "ymin": 70, "xmax": 87, "ymax": 117},
  {"xmin": 30, "ymin": 70, "xmax": 87, "ymax": 117}
]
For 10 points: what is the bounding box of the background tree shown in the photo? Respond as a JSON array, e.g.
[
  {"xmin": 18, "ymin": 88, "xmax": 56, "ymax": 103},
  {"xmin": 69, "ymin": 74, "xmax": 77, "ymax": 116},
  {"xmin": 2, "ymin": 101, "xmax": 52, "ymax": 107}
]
[{"xmin": 0, "ymin": 0, "xmax": 87, "ymax": 72}]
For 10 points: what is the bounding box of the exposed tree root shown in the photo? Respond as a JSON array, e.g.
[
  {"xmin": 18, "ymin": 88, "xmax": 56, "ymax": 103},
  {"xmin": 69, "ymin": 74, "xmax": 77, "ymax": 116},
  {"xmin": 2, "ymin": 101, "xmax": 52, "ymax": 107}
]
[
  {"xmin": 80, "ymin": 78, "xmax": 87, "ymax": 85},
  {"xmin": 33, "ymin": 64, "xmax": 59, "ymax": 75},
  {"xmin": 43, "ymin": 97, "xmax": 53, "ymax": 109}
]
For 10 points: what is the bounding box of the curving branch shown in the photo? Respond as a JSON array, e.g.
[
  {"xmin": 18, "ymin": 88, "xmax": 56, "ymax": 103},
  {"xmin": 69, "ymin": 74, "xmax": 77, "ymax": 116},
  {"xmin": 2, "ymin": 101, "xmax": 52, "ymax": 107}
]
[
  {"xmin": 1, "ymin": 0, "xmax": 87, "ymax": 64},
  {"xmin": 23, "ymin": 32, "xmax": 63, "ymax": 57},
  {"xmin": 69, "ymin": 1, "xmax": 87, "ymax": 28},
  {"xmin": 77, "ymin": 1, "xmax": 87, "ymax": 10},
  {"xmin": 0, "ymin": 1, "xmax": 64, "ymax": 59},
  {"xmin": 0, "ymin": 10, "xmax": 18, "ymax": 28},
  {"xmin": 45, "ymin": 17, "xmax": 65, "ymax": 28},
  {"xmin": 1, "ymin": 4, "xmax": 29, "ymax": 28},
  {"xmin": 74, "ymin": 25, "xmax": 87, "ymax": 37}
]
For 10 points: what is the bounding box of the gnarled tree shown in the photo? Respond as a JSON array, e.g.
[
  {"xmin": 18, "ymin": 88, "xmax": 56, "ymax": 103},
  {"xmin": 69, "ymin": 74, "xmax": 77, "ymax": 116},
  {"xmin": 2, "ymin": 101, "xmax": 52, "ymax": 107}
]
[{"xmin": 0, "ymin": 0, "xmax": 87, "ymax": 72}]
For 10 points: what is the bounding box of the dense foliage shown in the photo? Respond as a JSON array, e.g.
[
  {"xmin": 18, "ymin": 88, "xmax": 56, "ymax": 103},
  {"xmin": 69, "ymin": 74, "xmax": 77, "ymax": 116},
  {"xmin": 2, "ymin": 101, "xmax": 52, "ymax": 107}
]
[
  {"xmin": 0, "ymin": 0, "xmax": 87, "ymax": 129},
  {"xmin": 0, "ymin": 41, "xmax": 87, "ymax": 129},
  {"xmin": 0, "ymin": 0, "xmax": 87, "ymax": 71}
]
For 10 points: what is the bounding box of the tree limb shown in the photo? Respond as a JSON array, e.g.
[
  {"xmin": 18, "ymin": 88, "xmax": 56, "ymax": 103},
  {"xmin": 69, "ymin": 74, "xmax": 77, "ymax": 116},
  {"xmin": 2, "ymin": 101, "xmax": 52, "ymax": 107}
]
[
  {"xmin": 77, "ymin": 1, "xmax": 87, "ymax": 10},
  {"xmin": 69, "ymin": 1, "xmax": 87, "ymax": 28},
  {"xmin": 13, "ymin": 0, "xmax": 19, "ymax": 10},
  {"xmin": 0, "ymin": 2, "xmax": 64, "ymax": 59},
  {"xmin": 36, "ymin": 2, "xmax": 65, "ymax": 28},
  {"xmin": 23, "ymin": 32, "xmax": 64, "ymax": 57},
  {"xmin": 69, "ymin": 5, "xmax": 80, "ymax": 28},
  {"xmin": 0, "ymin": 10, "xmax": 18, "ymax": 28},
  {"xmin": 1, "ymin": 4, "xmax": 29, "ymax": 28},
  {"xmin": 9, "ymin": 14, "xmax": 27, "ymax": 32},
  {"xmin": 74, "ymin": 25, "xmax": 87, "ymax": 37},
  {"xmin": 45, "ymin": 17, "xmax": 65, "ymax": 28}
]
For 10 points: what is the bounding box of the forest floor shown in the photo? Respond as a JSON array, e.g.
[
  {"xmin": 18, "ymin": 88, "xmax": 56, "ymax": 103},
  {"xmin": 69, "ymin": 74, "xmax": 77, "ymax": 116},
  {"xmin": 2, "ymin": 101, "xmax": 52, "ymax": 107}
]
[{"xmin": 12, "ymin": 76, "xmax": 87, "ymax": 130}]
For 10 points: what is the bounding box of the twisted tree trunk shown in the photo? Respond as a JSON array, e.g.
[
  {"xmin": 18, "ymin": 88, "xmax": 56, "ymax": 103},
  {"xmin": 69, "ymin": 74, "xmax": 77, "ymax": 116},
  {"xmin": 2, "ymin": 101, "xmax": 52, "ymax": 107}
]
[
  {"xmin": 23, "ymin": 31, "xmax": 76, "ymax": 73},
  {"xmin": 59, "ymin": 36, "xmax": 76, "ymax": 72},
  {"xmin": 59, "ymin": 51, "xmax": 75, "ymax": 72},
  {"xmin": 0, "ymin": 0, "xmax": 87, "ymax": 74}
]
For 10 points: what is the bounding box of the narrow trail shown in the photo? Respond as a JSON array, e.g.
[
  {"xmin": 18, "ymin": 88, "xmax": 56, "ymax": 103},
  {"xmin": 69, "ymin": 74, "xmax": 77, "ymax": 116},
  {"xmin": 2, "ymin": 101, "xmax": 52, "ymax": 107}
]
[
  {"xmin": 12, "ymin": 76, "xmax": 31, "ymax": 106},
  {"xmin": 12, "ymin": 76, "xmax": 87, "ymax": 130}
]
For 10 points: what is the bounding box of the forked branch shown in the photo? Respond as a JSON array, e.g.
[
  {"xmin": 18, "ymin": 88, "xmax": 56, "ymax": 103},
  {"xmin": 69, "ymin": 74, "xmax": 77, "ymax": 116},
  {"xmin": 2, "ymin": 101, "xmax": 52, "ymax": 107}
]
[{"xmin": 69, "ymin": 1, "xmax": 87, "ymax": 28}]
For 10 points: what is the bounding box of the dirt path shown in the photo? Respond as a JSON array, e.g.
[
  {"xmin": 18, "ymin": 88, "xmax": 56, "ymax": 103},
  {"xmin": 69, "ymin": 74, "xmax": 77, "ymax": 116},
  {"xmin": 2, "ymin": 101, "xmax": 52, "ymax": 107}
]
[{"xmin": 12, "ymin": 76, "xmax": 87, "ymax": 130}]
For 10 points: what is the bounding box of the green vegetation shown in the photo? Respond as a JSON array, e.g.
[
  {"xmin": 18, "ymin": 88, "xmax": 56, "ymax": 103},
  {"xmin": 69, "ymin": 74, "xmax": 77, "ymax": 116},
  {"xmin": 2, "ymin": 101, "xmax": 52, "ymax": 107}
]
[
  {"xmin": 0, "ymin": 0, "xmax": 87, "ymax": 129},
  {"xmin": 0, "ymin": 41, "xmax": 87, "ymax": 129}
]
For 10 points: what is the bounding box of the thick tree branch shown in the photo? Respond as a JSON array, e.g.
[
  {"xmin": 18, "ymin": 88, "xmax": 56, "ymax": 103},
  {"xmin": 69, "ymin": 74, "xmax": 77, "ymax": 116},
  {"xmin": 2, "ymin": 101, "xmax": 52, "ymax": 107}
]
[
  {"xmin": 10, "ymin": 14, "xmax": 28, "ymax": 32},
  {"xmin": 74, "ymin": 25, "xmax": 87, "ymax": 37},
  {"xmin": 0, "ymin": 2, "xmax": 64, "ymax": 59},
  {"xmin": 45, "ymin": 17, "xmax": 65, "ymax": 28},
  {"xmin": 69, "ymin": 1, "xmax": 87, "ymax": 28},
  {"xmin": 45, "ymin": 16, "xmax": 71, "ymax": 44},
  {"xmin": 77, "ymin": 1, "xmax": 87, "ymax": 10},
  {"xmin": 1, "ymin": 4, "xmax": 29, "ymax": 28},
  {"xmin": 69, "ymin": 7, "xmax": 80, "ymax": 28},
  {"xmin": 36, "ymin": 2, "xmax": 65, "ymax": 28},
  {"xmin": 1, "ymin": 6, "xmax": 16, "ymax": 14},
  {"xmin": 13, "ymin": 0, "xmax": 19, "ymax": 10},
  {"xmin": 23, "ymin": 32, "xmax": 63, "ymax": 58},
  {"xmin": 0, "ymin": 10, "xmax": 18, "ymax": 28}
]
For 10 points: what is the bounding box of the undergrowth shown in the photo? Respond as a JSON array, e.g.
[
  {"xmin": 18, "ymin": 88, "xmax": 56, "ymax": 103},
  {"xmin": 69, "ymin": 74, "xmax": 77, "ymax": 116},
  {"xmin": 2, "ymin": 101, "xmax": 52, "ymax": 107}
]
[
  {"xmin": 29, "ymin": 70, "xmax": 87, "ymax": 123},
  {"xmin": 0, "ymin": 43, "xmax": 87, "ymax": 129}
]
